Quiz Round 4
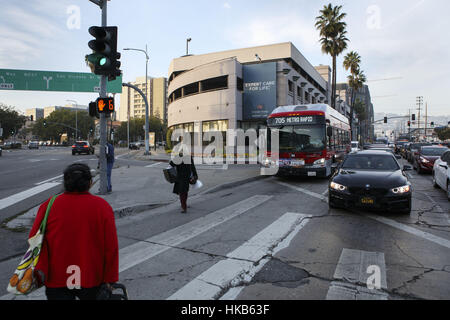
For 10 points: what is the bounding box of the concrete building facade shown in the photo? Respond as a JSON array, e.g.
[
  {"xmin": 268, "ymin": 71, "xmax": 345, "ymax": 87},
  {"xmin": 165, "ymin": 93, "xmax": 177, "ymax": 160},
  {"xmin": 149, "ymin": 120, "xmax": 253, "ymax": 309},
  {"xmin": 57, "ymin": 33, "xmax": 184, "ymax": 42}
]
[
  {"xmin": 119, "ymin": 77, "xmax": 168, "ymax": 123},
  {"xmin": 167, "ymin": 42, "xmax": 331, "ymax": 142},
  {"xmin": 25, "ymin": 108, "xmax": 44, "ymax": 121},
  {"xmin": 336, "ymin": 83, "xmax": 375, "ymax": 142}
]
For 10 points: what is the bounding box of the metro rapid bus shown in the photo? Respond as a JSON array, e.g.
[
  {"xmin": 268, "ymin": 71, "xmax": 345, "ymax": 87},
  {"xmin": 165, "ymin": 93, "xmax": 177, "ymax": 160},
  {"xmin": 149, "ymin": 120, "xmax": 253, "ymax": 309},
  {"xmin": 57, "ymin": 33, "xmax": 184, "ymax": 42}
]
[{"xmin": 265, "ymin": 104, "xmax": 351, "ymax": 178}]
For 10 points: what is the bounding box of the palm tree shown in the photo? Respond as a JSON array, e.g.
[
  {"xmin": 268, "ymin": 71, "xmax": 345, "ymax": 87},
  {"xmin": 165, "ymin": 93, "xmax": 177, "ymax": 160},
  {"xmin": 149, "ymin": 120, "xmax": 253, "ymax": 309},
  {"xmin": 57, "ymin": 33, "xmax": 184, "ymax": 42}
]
[
  {"xmin": 347, "ymin": 68, "xmax": 367, "ymax": 140},
  {"xmin": 315, "ymin": 4, "xmax": 349, "ymax": 109}
]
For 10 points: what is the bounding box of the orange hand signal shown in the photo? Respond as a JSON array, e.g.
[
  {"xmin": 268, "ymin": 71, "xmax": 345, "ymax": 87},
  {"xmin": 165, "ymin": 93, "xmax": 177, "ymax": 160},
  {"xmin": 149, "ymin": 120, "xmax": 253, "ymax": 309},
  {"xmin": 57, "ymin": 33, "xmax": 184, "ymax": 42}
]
[{"xmin": 98, "ymin": 99, "xmax": 105, "ymax": 111}]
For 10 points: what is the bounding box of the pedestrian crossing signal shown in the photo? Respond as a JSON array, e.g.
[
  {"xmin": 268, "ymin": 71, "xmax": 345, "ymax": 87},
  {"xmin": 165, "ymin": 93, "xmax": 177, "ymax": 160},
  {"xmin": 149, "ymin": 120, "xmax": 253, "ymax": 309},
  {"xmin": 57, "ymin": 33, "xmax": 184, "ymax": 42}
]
[{"xmin": 96, "ymin": 97, "xmax": 115, "ymax": 114}]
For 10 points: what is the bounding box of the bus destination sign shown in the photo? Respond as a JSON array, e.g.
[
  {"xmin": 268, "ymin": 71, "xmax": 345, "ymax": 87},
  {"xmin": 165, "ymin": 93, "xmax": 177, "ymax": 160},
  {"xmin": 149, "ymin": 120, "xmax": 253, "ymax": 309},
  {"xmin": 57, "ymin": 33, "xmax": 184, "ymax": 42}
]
[{"xmin": 267, "ymin": 115, "xmax": 325, "ymax": 126}]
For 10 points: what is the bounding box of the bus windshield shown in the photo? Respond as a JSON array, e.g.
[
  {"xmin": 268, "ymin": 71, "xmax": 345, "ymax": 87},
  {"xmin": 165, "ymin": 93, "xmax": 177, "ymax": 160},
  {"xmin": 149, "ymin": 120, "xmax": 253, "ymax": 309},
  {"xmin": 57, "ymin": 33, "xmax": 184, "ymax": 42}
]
[{"xmin": 279, "ymin": 125, "xmax": 326, "ymax": 153}]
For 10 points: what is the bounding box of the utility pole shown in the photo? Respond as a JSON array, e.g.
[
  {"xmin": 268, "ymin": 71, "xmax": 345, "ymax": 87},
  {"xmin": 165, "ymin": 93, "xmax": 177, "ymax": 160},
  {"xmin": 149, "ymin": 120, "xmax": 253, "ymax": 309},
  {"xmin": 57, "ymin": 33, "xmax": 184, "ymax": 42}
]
[
  {"xmin": 425, "ymin": 102, "xmax": 428, "ymax": 142},
  {"xmin": 416, "ymin": 96, "xmax": 423, "ymax": 139}
]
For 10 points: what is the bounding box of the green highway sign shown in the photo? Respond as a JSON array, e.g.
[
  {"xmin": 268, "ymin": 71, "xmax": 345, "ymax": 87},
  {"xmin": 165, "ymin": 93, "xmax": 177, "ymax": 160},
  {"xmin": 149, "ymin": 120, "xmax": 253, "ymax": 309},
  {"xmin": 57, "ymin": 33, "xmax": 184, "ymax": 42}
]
[{"xmin": 0, "ymin": 69, "xmax": 122, "ymax": 93}]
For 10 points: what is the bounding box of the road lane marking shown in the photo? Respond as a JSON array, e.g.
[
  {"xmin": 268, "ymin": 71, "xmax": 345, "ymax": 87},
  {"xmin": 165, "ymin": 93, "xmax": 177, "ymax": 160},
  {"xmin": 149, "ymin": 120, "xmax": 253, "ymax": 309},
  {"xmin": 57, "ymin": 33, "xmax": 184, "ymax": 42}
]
[
  {"xmin": 168, "ymin": 212, "xmax": 311, "ymax": 300},
  {"xmin": 118, "ymin": 195, "xmax": 272, "ymax": 273},
  {"xmin": 0, "ymin": 183, "xmax": 60, "ymax": 211},
  {"xmin": 276, "ymin": 181, "xmax": 328, "ymax": 202},
  {"xmin": 145, "ymin": 162, "xmax": 163, "ymax": 168},
  {"xmin": 326, "ymin": 249, "xmax": 388, "ymax": 300},
  {"xmin": 365, "ymin": 214, "xmax": 450, "ymax": 249},
  {"xmin": 277, "ymin": 180, "xmax": 450, "ymax": 249},
  {"xmin": 35, "ymin": 175, "xmax": 63, "ymax": 185}
]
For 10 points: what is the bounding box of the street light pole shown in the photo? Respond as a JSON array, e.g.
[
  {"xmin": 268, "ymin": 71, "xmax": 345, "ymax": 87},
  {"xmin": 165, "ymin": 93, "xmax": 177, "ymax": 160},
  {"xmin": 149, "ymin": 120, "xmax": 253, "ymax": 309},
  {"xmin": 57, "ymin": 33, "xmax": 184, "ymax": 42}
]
[
  {"xmin": 67, "ymin": 99, "xmax": 78, "ymax": 140},
  {"xmin": 124, "ymin": 46, "xmax": 150, "ymax": 155},
  {"xmin": 186, "ymin": 38, "xmax": 191, "ymax": 56}
]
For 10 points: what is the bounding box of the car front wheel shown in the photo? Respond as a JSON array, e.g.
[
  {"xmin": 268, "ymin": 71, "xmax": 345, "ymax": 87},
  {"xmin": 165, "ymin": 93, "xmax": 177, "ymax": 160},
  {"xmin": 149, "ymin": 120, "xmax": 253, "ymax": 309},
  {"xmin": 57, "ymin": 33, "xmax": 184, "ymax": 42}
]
[
  {"xmin": 447, "ymin": 182, "xmax": 450, "ymax": 201},
  {"xmin": 432, "ymin": 172, "xmax": 440, "ymax": 189}
]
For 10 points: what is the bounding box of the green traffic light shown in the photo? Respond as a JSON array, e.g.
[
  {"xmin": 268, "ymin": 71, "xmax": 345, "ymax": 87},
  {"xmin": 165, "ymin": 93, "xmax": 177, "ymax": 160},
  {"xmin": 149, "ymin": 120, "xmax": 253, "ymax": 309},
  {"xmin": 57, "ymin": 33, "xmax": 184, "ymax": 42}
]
[{"xmin": 100, "ymin": 57, "xmax": 107, "ymax": 66}]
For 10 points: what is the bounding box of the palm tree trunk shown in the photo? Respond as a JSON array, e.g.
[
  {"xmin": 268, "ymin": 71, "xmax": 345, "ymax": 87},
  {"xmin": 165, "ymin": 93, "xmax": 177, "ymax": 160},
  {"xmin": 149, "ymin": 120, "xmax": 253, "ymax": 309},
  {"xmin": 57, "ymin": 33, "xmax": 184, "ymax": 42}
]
[
  {"xmin": 332, "ymin": 55, "xmax": 337, "ymax": 109},
  {"xmin": 350, "ymin": 87, "xmax": 355, "ymax": 140}
]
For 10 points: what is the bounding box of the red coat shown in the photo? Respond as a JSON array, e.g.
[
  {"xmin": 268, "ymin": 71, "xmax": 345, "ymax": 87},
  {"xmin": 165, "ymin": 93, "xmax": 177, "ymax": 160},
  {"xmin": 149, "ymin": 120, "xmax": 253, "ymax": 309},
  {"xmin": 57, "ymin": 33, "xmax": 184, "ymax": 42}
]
[{"xmin": 29, "ymin": 192, "xmax": 119, "ymax": 289}]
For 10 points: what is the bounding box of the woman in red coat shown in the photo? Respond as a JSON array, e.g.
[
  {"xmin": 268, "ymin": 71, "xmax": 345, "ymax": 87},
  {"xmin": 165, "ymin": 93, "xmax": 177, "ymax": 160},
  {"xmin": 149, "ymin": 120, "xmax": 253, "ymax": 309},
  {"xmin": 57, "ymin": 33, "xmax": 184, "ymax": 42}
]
[{"xmin": 29, "ymin": 163, "xmax": 119, "ymax": 300}]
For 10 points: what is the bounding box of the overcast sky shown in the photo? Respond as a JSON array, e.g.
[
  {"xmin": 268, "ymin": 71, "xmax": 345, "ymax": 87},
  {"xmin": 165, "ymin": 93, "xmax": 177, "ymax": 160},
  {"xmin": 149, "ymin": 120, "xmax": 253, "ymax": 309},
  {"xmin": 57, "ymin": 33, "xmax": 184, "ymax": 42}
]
[{"xmin": 0, "ymin": 0, "xmax": 448, "ymax": 117}]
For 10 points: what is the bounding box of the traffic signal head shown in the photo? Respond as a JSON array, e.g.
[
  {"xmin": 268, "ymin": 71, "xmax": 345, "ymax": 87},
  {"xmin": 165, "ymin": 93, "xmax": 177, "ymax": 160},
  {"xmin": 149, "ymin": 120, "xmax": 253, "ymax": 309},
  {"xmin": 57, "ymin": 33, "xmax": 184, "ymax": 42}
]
[
  {"xmin": 384, "ymin": 117, "xmax": 388, "ymax": 124},
  {"xmin": 86, "ymin": 26, "xmax": 121, "ymax": 81},
  {"xmin": 411, "ymin": 114, "xmax": 416, "ymax": 121},
  {"xmin": 43, "ymin": 120, "xmax": 47, "ymax": 127},
  {"xmin": 96, "ymin": 97, "xmax": 115, "ymax": 114},
  {"xmin": 89, "ymin": 102, "xmax": 100, "ymax": 119},
  {"xmin": 430, "ymin": 122, "xmax": 435, "ymax": 127},
  {"xmin": 408, "ymin": 121, "xmax": 411, "ymax": 127}
]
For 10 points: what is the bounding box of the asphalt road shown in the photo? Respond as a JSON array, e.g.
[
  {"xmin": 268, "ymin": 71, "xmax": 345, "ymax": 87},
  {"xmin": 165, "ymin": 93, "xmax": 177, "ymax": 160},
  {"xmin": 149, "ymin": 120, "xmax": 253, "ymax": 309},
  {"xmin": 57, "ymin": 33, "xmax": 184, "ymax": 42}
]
[{"xmin": 0, "ymin": 154, "xmax": 449, "ymax": 300}]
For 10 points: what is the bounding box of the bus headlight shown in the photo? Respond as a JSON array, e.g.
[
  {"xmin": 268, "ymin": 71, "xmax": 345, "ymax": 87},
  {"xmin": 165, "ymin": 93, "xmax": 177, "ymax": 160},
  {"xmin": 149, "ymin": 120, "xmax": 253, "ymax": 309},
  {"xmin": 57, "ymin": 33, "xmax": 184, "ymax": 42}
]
[
  {"xmin": 391, "ymin": 185, "xmax": 411, "ymax": 194},
  {"xmin": 330, "ymin": 182, "xmax": 347, "ymax": 192},
  {"xmin": 313, "ymin": 158, "xmax": 326, "ymax": 165}
]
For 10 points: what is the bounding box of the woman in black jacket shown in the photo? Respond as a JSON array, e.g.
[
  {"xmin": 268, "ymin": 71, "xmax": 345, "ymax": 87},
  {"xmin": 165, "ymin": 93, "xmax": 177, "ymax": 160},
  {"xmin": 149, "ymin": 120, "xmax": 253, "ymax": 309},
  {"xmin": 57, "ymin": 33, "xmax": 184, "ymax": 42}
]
[{"xmin": 170, "ymin": 154, "xmax": 198, "ymax": 213}]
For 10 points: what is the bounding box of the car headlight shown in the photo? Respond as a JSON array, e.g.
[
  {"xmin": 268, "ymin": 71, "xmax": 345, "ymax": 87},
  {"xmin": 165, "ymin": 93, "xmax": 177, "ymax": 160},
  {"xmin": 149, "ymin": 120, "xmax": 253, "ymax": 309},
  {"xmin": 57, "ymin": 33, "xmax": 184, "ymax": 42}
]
[
  {"xmin": 313, "ymin": 158, "xmax": 326, "ymax": 165},
  {"xmin": 330, "ymin": 182, "xmax": 347, "ymax": 191},
  {"xmin": 392, "ymin": 185, "xmax": 411, "ymax": 194},
  {"xmin": 420, "ymin": 157, "xmax": 429, "ymax": 164}
]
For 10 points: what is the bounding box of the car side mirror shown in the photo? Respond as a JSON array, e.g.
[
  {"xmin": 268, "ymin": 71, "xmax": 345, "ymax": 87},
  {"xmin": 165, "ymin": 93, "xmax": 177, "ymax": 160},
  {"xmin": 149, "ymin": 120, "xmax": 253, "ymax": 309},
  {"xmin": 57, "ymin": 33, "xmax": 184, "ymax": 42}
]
[
  {"xmin": 327, "ymin": 127, "xmax": 333, "ymax": 138},
  {"xmin": 403, "ymin": 165, "xmax": 413, "ymax": 171}
]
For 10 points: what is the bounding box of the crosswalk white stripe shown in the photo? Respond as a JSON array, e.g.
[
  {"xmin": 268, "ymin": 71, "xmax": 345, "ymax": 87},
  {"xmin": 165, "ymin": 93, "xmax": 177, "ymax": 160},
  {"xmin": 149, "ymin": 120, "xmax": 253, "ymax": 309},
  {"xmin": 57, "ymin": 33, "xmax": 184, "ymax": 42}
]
[
  {"xmin": 326, "ymin": 249, "xmax": 388, "ymax": 300},
  {"xmin": 145, "ymin": 162, "xmax": 163, "ymax": 168},
  {"xmin": 0, "ymin": 183, "xmax": 60, "ymax": 211},
  {"xmin": 119, "ymin": 195, "xmax": 272, "ymax": 273},
  {"xmin": 168, "ymin": 212, "xmax": 311, "ymax": 300}
]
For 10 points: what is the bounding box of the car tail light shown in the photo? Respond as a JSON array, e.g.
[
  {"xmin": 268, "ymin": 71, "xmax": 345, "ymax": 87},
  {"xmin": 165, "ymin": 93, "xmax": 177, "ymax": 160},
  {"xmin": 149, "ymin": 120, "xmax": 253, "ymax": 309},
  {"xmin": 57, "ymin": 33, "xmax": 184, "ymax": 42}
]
[
  {"xmin": 72, "ymin": 145, "xmax": 76, "ymax": 148},
  {"xmin": 83, "ymin": 145, "xmax": 89, "ymax": 148}
]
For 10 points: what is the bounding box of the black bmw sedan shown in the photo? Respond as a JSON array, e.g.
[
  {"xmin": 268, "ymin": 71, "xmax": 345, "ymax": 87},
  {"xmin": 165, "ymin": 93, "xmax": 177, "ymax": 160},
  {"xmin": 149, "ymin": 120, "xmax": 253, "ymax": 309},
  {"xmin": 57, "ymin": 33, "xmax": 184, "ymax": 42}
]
[{"xmin": 329, "ymin": 150, "xmax": 413, "ymax": 214}]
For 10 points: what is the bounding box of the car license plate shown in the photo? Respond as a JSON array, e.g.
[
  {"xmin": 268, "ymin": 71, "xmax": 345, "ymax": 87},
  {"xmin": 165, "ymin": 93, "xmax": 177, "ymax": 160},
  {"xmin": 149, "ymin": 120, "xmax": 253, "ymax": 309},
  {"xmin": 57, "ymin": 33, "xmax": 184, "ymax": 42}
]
[
  {"xmin": 291, "ymin": 160, "xmax": 305, "ymax": 167},
  {"xmin": 361, "ymin": 197, "xmax": 375, "ymax": 205},
  {"xmin": 308, "ymin": 172, "xmax": 317, "ymax": 177}
]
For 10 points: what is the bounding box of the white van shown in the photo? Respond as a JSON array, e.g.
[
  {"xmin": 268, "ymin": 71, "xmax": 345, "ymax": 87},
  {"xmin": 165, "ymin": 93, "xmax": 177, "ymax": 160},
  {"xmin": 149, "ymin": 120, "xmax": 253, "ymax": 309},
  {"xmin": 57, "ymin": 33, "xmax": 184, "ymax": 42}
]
[{"xmin": 351, "ymin": 141, "xmax": 359, "ymax": 153}]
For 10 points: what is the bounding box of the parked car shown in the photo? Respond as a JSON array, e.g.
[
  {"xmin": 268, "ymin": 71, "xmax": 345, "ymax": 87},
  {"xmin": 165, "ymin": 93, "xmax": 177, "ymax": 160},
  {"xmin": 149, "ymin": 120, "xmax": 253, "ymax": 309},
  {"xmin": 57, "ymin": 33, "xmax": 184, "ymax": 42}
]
[
  {"xmin": 407, "ymin": 143, "xmax": 432, "ymax": 163},
  {"xmin": 432, "ymin": 149, "xmax": 450, "ymax": 201},
  {"xmin": 28, "ymin": 141, "xmax": 39, "ymax": 149},
  {"xmin": 412, "ymin": 146, "xmax": 448, "ymax": 174},
  {"xmin": 72, "ymin": 141, "xmax": 95, "ymax": 155},
  {"xmin": 329, "ymin": 150, "xmax": 413, "ymax": 214},
  {"xmin": 129, "ymin": 142, "xmax": 140, "ymax": 150}
]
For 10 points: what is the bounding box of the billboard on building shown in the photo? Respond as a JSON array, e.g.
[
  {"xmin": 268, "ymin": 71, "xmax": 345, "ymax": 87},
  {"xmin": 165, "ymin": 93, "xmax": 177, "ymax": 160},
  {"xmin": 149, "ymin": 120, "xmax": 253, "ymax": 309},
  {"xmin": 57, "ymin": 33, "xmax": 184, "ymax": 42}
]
[{"xmin": 243, "ymin": 62, "xmax": 277, "ymax": 120}]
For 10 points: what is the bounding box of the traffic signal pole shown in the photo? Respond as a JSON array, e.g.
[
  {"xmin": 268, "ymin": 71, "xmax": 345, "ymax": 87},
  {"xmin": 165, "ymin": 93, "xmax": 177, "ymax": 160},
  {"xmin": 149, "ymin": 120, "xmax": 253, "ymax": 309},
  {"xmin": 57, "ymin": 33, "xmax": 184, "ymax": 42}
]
[{"xmin": 98, "ymin": 0, "xmax": 108, "ymax": 195}]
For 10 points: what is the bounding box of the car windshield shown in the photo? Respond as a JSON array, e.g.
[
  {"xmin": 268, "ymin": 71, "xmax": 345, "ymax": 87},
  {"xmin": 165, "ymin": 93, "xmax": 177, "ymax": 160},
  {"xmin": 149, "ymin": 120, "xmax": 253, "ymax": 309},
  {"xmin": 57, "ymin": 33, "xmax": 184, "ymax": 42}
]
[
  {"xmin": 75, "ymin": 142, "xmax": 87, "ymax": 146},
  {"xmin": 421, "ymin": 148, "xmax": 447, "ymax": 156},
  {"xmin": 279, "ymin": 125, "xmax": 326, "ymax": 153},
  {"xmin": 342, "ymin": 154, "xmax": 400, "ymax": 171},
  {"xmin": 351, "ymin": 143, "xmax": 358, "ymax": 148}
]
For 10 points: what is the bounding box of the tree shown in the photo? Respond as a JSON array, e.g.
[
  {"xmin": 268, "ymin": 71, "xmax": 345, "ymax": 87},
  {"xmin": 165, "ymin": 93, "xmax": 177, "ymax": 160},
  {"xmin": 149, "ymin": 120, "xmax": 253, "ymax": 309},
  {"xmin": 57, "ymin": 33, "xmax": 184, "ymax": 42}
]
[
  {"xmin": 32, "ymin": 109, "xmax": 94, "ymax": 142},
  {"xmin": 435, "ymin": 127, "xmax": 450, "ymax": 141},
  {"xmin": 347, "ymin": 69, "xmax": 367, "ymax": 140},
  {"xmin": 343, "ymin": 51, "xmax": 366, "ymax": 140},
  {"xmin": 115, "ymin": 116, "xmax": 167, "ymax": 143},
  {"xmin": 315, "ymin": 3, "xmax": 349, "ymax": 109},
  {"xmin": 0, "ymin": 103, "xmax": 27, "ymax": 140}
]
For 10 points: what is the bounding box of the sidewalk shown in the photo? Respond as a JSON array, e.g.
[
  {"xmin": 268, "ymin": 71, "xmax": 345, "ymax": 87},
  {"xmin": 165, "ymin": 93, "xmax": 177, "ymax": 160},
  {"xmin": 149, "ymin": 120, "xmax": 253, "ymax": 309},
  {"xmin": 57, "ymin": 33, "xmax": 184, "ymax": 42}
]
[{"xmin": 92, "ymin": 162, "xmax": 265, "ymax": 218}]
